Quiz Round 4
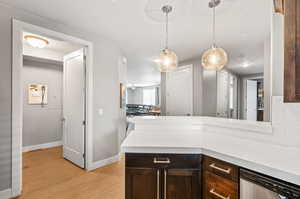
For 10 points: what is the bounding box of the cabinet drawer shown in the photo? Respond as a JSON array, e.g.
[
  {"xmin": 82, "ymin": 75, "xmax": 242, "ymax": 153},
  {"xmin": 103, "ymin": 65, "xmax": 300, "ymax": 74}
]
[
  {"xmin": 126, "ymin": 153, "xmax": 201, "ymax": 169},
  {"xmin": 203, "ymin": 171, "xmax": 238, "ymax": 199},
  {"xmin": 203, "ymin": 156, "xmax": 238, "ymax": 182}
]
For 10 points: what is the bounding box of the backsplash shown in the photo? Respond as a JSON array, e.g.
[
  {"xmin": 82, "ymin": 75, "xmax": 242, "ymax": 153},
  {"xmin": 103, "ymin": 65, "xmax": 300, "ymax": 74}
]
[{"xmin": 272, "ymin": 96, "xmax": 300, "ymax": 148}]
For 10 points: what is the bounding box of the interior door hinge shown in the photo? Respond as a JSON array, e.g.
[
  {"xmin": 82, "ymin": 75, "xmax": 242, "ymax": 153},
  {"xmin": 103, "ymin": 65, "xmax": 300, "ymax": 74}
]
[
  {"xmin": 83, "ymin": 153, "xmax": 85, "ymax": 159},
  {"xmin": 83, "ymin": 121, "xmax": 86, "ymax": 125}
]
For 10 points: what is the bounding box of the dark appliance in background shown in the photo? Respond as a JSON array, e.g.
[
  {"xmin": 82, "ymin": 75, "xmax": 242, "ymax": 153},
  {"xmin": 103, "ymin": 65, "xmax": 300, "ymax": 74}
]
[
  {"xmin": 126, "ymin": 104, "xmax": 159, "ymax": 116},
  {"xmin": 257, "ymin": 80, "xmax": 264, "ymax": 121}
]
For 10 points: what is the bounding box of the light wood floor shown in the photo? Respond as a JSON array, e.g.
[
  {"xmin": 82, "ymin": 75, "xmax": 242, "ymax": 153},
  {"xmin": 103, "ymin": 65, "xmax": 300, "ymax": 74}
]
[{"xmin": 17, "ymin": 147, "xmax": 124, "ymax": 199}]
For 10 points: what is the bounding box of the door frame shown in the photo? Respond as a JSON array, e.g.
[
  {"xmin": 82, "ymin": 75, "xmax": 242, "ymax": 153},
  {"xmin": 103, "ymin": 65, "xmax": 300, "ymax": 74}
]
[
  {"xmin": 165, "ymin": 64, "xmax": 194, "ymax": 116},
  {"xmin": 12, "ymin": 19, "xmax": 94, "ymax": 197}
]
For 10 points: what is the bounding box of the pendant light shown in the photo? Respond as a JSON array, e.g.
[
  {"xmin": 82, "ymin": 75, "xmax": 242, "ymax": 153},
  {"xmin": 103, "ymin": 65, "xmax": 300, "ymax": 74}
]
[
  {"xmin": 201, "ymin": 0, "xmax": 228, "ymax": 70},
  {"xmin": 157, "ymin": 5, "xmax": 178, "ymax": 72}
]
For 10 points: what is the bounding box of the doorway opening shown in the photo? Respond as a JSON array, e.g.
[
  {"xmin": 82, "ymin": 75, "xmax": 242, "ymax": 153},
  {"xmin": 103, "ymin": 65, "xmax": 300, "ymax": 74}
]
[
  {"xmin": 22, "ymin": 31, "xmax": 86, "ymax": 163},
  {"xmin": 12, "ymin": 20, "xmax": 94, "ymax": 197},
  {"xmin": 244, "ymin": 77, "xmax": 264, "ymax": 121}
]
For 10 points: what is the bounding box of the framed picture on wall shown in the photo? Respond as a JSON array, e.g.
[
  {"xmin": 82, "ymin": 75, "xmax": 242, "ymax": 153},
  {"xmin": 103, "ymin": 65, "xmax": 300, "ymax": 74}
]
[
  {"xmin": 120, "ymin": 83, "xmax": 126, "ymax": 108},
  {"xmin": 28, "ymin": 83, "xmax": 48, "ymax": 105}
]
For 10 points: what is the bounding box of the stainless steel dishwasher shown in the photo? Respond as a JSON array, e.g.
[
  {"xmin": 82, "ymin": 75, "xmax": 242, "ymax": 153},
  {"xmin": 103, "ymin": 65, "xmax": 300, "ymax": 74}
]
[{"xmin": 240, "ymin": 169, "xmax": 300, "ymax": 199}]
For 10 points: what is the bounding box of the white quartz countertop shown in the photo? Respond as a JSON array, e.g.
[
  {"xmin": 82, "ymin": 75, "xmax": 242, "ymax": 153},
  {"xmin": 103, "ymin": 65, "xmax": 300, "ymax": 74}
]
[
  {"xmin": 127, "ymin": 116, "xmax": 273, "ymax": 134},
  {"xmin": 121, "ymin": 117, "xmax": 300, "ymax": 186}
]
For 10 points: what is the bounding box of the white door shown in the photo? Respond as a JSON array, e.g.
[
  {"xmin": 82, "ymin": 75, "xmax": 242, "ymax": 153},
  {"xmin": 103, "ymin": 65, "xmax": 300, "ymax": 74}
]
[
  {"xmin": 217, "ymin": 70, "xmax": 229, "ymax": 118},
  {"xmin": 229, "ymin": 74, "xmax": 238, "ymax": 119},
  {"xmin": 246, "ymin": 80, "xmax": 258, "ymax": 121},
  {"xmin": 166, "ymin": 65, "xmax": 193, "ymax": 116},
  {"xmin": 63, "ymin": 48, "xmax": 86, "ymax": 168}
]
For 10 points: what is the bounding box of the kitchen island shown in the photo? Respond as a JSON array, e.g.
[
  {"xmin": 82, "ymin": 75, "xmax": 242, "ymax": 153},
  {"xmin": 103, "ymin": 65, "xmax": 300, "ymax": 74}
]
[{"xmin": 121, "ymin": 116, "xmax": 300, "ymax": 199}]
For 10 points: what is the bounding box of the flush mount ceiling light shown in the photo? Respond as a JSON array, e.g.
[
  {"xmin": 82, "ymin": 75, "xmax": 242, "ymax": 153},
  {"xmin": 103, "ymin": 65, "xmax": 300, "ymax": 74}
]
[
  {"xmin": 24, "ymin": 35, "xmax": 49, "ymax": 48},
  {"xmin": 201, "ymin": 0, "xmax": 228, "ymax": 71},
  {"xmin": 242, "ymin": 61, "xmax": 251, "ymax": 68},
  {"xmin": 156, "ymin": 5, "xmax": 178, "ymax": 73}
]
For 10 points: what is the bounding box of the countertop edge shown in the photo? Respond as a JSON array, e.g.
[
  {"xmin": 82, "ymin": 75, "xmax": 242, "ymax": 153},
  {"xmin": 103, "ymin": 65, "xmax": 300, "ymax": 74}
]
[{"xmin": 129, "ymin": 116, "xmax": 273, "ymax": 135}]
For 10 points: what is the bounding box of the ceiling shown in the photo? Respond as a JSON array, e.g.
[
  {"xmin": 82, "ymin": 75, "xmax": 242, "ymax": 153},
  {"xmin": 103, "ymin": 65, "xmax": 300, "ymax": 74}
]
[{"xmin": 4, "ymin": 0, "xmax": 272, "ymax": 84}]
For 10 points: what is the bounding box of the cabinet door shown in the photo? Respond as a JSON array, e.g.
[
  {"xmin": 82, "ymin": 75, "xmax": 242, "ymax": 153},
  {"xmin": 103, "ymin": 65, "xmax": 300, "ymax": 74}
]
[
  {"xmin": 203, "ymin": 171, "xmax": 238, "ymax": 199},
  {"xmin": 284, "ymin": 0, "xmax": 300, "ymax": 102},
  {"xmin": 126, "ymin": 168, "xmax": 159, "ymax": 199},
  {"xmin": 164, "ymin": 169, "xmax": 200, "ymax": 199}
]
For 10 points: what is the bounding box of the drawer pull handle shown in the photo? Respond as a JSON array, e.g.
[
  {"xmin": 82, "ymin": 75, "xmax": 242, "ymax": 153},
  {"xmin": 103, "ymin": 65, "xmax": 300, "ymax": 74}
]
[
  {"xmin": 210, "ymin": 189, "xmax": 230, "ymax": 199},
  {"xmin": 209, "ymin": 163, "xmax": 231, "ymax": 174},
  {"xmin": 154, "ymin": 158, "xmax": 171, "ymax": 164}
]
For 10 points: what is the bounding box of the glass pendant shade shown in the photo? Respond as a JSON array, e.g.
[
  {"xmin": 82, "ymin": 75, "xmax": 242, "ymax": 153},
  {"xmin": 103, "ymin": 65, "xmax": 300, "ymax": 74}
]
[
  {"xmin": 158, "ymin": 49, "xmax": 178, "ymax": 72},
  {"xmin": 201, "ymin": 46, "xmax": 228, "ymax": 70}
]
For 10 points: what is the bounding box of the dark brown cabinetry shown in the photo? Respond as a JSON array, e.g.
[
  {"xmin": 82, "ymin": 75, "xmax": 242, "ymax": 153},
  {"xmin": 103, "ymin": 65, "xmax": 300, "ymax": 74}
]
[
  {"xmin": 203, "ymin": 171, "xmax": 238, "ymax": 199},
  {"xmin": 125, "ymin": 153, "xmax": 201, "ymax": 199},
  {"xmin": 126, "ymin": 168, "xmax": 159, "ymax": 199},
  {"xmin": 165, "ymin": 169, "xmax": 200, "ymax": 199},
  {"xmin": 202, "ymin": 156, "xmax": 239, "ymax": 199},
  {"xmin": 284, "ymin": 0, "xmax": 300, "ymax": 102},
  {"xmin": 125, "ymin": 153, "xmax": 300, "ymax": 199},
  {"xmin": 125, "ymin": 154, "xmax": 240, "ymax": 199}
]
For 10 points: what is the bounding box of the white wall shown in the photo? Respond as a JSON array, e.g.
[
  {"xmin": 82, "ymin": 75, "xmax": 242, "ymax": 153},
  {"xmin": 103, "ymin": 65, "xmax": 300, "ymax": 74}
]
[
  {"xmin": 271, "ymin": 14, "xmax": 284, "ymax": 96},
  {"xmin": 91, "ymin": 39, "xmax": 124, "ymax": 163},
  {"xmin": 23, "ymin": 58, "xmax": 63, "ymax": 147},
  {"xmin": 202, "ymin": 70, "xmax": 218, "ymax": 117},
  {"xmin": 23, "ymin": 43, "xmax": 65, "ymax": 62},
  {"xmin": 0, "ymin": 3, "xmax": 124, "ymax": 191},
  {"xmin": 160, "ymin": 73, "xmax": 167, "ymax": 115},
  {"xmin": 127, "ymin": 88, "xmax": 144, "ymax": 104},
  {"xmin": 264, "ymin": 36, "xmax": 272, "ymax": 121},
  {"xmin": 118, "ymin": 57, "xmax": 127, "ymax": 147},
  {"xmin": 269, "ymin": 12, "xmax": 300, "ymax": 148},
  {"xmin": 180, "ymin": 58, "xmax": 203, "ymax": 116},
  {"xmin": 127, "ymin": 86, "xmax": 160, "ymax": 105}
]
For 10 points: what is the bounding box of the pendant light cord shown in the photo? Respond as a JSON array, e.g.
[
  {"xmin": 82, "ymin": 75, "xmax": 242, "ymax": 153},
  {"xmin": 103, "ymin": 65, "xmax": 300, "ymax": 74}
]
[
  {"xmin": 165, "ymin": 11, "xmax": 169, "ymax": 49},
  {"xmin": 212, "ymin": 1, "xmax": 216, "ymax": 47}
]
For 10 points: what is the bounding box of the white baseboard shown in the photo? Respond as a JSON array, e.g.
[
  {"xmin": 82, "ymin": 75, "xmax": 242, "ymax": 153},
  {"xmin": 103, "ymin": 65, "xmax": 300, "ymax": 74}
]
[
  {"xmin": 23, "ymin": 140, "xmax": 63, "ymax": 152},
  {"xmin": 89, "ymin": 154, "xmax": 121, "ymax": 171},
  {"xmin": 0, "ymin": 189, "xmax": 11, "ymax": 199}
]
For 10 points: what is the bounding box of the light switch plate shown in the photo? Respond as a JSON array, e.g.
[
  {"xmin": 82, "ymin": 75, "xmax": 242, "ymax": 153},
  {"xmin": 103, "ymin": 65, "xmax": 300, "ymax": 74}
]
[{"xmin": 98, "ymin": 109, "xmax": 103, "ymax": 116}]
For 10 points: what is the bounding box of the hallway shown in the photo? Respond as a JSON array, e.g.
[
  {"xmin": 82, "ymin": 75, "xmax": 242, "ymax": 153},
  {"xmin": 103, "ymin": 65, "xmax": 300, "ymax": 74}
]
[{"xmin": 18, "ymin": 147, "xmax": 124, "ymax": 199}]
